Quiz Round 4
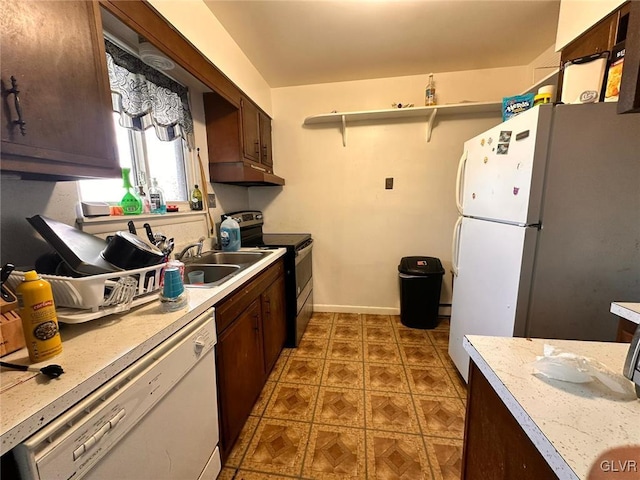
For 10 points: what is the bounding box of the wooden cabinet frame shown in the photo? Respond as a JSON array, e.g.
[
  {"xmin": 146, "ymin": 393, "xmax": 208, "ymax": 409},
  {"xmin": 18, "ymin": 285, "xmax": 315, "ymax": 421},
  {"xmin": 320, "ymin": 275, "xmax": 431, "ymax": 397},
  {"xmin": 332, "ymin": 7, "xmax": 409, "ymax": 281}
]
[
  {"xmin": 462, "ymin": 363, "xmax": 559, "ymax": 479},
  {"xmin": 1, "ymin": 0, "xmax": 119, "ymax": 180},
  {"xmin": 618, "ymin": 1, "xmax": 640, "ymax": 113}
]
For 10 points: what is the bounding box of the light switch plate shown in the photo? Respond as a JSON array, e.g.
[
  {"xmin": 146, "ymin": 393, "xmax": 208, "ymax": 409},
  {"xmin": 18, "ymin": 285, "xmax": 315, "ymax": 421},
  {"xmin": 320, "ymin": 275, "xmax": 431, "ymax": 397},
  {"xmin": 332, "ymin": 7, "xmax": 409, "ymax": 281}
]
[
  {"xmin": 385, "ymin": 178, "xmax": 394, "ymax": 189},
  {"xmin": 207, "ymin": 194, "xmax": 216, "ymax": 208}
]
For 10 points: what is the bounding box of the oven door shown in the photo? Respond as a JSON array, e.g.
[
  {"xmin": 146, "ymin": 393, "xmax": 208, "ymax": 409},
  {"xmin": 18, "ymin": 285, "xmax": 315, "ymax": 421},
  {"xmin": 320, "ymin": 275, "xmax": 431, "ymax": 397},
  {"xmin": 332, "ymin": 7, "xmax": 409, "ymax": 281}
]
[
  {"xmin": 294, "ymin": 241, "xmax": 313, "ymax": 345},
  {"xmin": 295, "ymin": 241, "xmax": 313, "ymax": 297}
]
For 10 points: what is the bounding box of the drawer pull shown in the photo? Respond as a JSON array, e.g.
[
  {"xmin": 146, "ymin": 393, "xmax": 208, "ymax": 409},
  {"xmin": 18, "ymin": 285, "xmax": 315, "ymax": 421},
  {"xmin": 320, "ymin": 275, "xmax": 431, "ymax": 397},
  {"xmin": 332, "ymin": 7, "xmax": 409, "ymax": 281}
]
[{"xmin": 7, "ymin": 76, "xmax": 26, "ymax": 135}]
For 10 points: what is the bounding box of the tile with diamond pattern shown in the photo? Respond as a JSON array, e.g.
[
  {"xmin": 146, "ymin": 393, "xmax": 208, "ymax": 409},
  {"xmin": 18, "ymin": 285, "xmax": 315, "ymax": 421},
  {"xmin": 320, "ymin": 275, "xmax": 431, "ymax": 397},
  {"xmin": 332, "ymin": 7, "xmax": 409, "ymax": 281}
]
[
  {"xmin": 366, "ymin": 430, "xmax": 431, "ymax": 479},
  {"xmin": 303, "ymin": 424, "xmax": 366, "ymax": 479}
]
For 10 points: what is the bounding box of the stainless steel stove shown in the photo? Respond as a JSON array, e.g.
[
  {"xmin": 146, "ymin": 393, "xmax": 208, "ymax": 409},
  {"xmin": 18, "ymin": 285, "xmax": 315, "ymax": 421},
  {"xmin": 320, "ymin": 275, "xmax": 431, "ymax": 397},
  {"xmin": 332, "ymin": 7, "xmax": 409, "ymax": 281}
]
[{"xmin": 221, "ymin": 211, "xmax": 313, "ymax": 346}]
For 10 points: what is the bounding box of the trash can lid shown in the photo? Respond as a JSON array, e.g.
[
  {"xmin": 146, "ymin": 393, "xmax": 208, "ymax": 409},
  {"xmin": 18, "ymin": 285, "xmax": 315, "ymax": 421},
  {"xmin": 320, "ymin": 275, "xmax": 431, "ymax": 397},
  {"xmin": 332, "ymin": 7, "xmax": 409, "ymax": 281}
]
[{"xmin": 398, "ymin": 256, "xmax": 444, "ymax": 276}]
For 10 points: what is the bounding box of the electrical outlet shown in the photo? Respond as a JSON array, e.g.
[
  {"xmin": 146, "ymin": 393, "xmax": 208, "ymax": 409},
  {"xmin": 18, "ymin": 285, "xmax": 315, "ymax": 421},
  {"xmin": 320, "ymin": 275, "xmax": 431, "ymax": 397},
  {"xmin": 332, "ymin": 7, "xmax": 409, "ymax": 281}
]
[
  {"xmin": 385, "ymin": 178, "xmax": 394, "ymax": 190},
  {"xmin": 207, "ymin": 194, "xmax": 216, "ymax": 207}
]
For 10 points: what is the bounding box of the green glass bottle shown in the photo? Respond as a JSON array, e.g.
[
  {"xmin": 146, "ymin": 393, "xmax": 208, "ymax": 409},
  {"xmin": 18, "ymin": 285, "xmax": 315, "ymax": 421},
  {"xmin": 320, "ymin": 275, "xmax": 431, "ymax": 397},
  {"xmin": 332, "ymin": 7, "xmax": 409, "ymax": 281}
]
[{"xmin": 120, "ymin": 168, "xmax": 142, "ymax": 215}]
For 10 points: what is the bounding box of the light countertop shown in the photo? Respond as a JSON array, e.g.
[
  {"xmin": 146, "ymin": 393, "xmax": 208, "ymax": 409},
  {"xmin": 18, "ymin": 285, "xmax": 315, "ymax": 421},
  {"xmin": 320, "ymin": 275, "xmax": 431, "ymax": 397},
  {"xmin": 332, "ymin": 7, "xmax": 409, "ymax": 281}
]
[
  {"xmin": 611, "ymin": 302, "xmax": 640, "ymax": 325},
  {"xmin": 464, "ymin": 335, "xmax": 640, "ymax": 480},
  {"xmin": 0, "ymin": 248, "xmax": 285, "ymax": 455}
]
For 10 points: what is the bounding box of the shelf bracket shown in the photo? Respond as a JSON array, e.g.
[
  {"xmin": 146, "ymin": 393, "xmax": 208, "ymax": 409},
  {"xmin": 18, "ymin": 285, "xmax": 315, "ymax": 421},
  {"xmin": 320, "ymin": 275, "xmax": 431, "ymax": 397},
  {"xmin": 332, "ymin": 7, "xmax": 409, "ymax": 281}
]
[
  {"xmin": 426, "ymin": 108, "xmax": 438, "ymax": 142},
  {"xmin": 341, "ymin": 114, "xmax": 347, "ymax": 147}
]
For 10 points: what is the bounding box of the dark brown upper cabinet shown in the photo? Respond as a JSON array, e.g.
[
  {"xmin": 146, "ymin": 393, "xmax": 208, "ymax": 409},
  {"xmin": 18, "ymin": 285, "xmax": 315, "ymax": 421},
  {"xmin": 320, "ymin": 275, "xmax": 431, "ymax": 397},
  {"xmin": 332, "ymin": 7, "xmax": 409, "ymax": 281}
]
[
  {"xmin": 204, "ymin": 92, "xmax": 284, "ymax": 186},
  {"xmin": 241, "ymin": 97, "xmax": 261, "ymax": 165},
  {"xmin": 618, "ymin": 1, "xmax": 640, "ymax": 113},
  {"xmin": 259, "ymin": 112, "xmax": 273, "ymax": 170},
  {"xmin": 1, "ymin": 0, "xmax": 120, "ymax": 180}
]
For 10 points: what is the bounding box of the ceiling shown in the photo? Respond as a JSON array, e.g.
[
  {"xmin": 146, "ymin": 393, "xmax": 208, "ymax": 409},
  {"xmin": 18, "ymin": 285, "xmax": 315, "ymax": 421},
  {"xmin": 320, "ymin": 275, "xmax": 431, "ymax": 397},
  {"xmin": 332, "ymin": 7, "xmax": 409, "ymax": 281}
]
[{"xmin": 204, "ymin": 0, "xmax": 561, "ymax": 88}]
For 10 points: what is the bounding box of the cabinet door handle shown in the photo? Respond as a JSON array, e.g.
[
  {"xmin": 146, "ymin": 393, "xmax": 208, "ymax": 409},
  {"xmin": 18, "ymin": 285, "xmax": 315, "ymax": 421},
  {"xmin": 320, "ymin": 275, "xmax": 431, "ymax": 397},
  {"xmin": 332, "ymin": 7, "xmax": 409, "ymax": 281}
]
[
  {"xmin": 264, "ymin": 298, "xmax": 271, "ymax": 314},
  {"xmin": 7, "ymin": 76, "xmax": 26, "ymax": 136},
  {"xmin": 254, "ymin": 141, "xmax": 260, "ymax": 154},
  {"xmin": 253, "ymin": 314, "xmax": 260, "ymax": 332}
]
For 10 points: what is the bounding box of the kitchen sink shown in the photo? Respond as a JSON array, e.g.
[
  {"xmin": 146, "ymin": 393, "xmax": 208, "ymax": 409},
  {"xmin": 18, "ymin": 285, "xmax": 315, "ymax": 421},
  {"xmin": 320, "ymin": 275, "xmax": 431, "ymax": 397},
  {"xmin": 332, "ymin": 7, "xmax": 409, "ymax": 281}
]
[
  {"xmin": 183, "ymin": 264, "xmax": 241, "ymax": 287},
  {"xmin": 182, "ymin": 250, "xmax": 274, "ymax": 288},
  {"xmin": 189, "ymin": 251, "xmax": 273, "ymax": 265}
]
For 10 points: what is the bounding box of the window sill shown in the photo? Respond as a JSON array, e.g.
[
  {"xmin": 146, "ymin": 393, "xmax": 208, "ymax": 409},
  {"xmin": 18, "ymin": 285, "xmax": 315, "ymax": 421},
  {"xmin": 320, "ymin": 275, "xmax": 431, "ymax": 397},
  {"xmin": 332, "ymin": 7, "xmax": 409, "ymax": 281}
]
[
  {"xmin": 77, "ymin": 209, "xmax": 205, "ymax": 225},
  {"xmin": 77, "ymin": 204, "xmax": 210, "ymax": 238}
]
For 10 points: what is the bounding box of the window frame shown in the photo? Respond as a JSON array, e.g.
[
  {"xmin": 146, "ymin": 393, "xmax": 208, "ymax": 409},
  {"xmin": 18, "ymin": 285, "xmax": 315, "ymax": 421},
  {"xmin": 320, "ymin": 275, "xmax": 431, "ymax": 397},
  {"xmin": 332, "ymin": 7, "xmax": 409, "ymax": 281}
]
[{"xmin": 77, "ymin": 32, "xmax": 197, "ymax": 206}]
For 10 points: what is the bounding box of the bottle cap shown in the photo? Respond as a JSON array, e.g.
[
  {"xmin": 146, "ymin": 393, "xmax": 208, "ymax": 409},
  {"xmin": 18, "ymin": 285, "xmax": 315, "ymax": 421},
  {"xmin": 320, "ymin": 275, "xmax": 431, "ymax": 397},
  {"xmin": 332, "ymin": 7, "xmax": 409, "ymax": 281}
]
[
  {"xmin": 24, "ymin": 270, "xmax": 40, "ymax": 281},
  {"xmin": 538, "ymin": 85, "xmax": 555, "ymax": 97}
]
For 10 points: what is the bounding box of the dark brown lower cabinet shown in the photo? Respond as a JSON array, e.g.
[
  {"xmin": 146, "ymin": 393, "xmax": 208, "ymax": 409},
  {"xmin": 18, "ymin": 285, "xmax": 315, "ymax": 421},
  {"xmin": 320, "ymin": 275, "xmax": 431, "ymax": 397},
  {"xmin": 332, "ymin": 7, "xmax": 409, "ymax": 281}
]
[
  {"xmin": 617, "ymin": 318, "xmax": 638, "ymax": 343},
  {"xmin": 215, "ymin": 259, "xmax": 286, "ymax": 461},
  {"xmin": 216, "ymin": 300, "xmax": 264, "ymax": 456},
  {"xmin": 462, "ymin": 362, "xmax": 558, "ymax": 480},
  {"xmin": 261, "ymin": 275, "xmax": 286, "ymax": 374}
]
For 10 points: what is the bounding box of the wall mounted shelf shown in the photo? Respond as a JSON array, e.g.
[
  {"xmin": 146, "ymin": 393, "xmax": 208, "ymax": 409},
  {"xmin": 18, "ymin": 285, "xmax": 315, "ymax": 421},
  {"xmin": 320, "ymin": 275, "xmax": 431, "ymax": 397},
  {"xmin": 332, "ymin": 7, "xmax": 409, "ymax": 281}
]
[{"xmin": 303, "ymin": 101, "xmax": 502, "ymax": 146}]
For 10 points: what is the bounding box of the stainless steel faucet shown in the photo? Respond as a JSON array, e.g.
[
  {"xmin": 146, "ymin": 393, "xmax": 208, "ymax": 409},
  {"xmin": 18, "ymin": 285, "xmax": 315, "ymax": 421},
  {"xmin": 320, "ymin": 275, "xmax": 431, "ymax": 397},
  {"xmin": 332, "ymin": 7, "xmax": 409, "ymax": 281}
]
[{"xmin": 175, "ymin": 236, "xmax": 205, "ymax": 260}]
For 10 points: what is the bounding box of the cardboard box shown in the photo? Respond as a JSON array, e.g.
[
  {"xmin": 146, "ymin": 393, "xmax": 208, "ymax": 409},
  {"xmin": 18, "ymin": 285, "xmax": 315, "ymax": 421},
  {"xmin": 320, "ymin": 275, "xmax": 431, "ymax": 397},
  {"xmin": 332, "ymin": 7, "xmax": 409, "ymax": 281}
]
[
  {"xmin": 1, "ymin": 310, "xmax": 26, "ymax": 357},
  {"xmin": 605, "ymin": 42, "xmax": 625, "ymax": 102}
]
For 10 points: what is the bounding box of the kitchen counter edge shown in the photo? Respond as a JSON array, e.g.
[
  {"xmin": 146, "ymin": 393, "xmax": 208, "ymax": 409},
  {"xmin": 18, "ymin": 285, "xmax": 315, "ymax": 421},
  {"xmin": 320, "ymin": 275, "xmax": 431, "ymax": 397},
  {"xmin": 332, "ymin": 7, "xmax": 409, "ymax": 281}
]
[{"xmin": 611, "ymin": 302, "xmax": 640, "ymax": 325}]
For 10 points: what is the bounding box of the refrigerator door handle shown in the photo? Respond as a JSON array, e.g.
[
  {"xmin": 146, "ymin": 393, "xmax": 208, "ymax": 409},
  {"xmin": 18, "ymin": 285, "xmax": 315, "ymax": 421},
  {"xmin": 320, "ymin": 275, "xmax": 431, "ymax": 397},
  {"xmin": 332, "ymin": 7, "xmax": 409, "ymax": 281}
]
[
  {"xmin": 455, "ymin": 150, "xmax": 467, "ymax": 214},
  {"xmin": 451, "ymin": 216, "xmax": 463, "ymax": 276}
]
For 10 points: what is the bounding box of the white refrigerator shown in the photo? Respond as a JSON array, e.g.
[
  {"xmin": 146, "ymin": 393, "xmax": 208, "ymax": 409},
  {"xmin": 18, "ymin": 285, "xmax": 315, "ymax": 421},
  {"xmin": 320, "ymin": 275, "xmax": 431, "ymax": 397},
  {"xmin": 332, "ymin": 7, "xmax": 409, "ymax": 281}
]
[{"xmin": 448, "ymin": 103, "xmax": 640, "ymax": 381}]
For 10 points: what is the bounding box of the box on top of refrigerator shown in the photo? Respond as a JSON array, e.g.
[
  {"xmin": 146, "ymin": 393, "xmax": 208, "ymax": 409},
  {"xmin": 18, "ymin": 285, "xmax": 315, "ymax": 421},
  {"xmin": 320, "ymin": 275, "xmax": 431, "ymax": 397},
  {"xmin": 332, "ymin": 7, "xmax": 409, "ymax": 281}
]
[{"xmin": 502, "ymin": 93, "xmax": 535, "ymax": 121}]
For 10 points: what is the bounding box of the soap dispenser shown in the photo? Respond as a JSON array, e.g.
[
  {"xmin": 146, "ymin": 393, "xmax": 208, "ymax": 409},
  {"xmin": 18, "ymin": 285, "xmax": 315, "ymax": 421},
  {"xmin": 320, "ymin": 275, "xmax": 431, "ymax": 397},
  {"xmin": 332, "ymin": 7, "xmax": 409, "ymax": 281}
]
[
  {"xmin": 220, "ymin": 216, "xmax": 241, "ymax": 252},
  {"xmin": 149, "ymin": 178, "xmax": 167, "ymax": 214}
]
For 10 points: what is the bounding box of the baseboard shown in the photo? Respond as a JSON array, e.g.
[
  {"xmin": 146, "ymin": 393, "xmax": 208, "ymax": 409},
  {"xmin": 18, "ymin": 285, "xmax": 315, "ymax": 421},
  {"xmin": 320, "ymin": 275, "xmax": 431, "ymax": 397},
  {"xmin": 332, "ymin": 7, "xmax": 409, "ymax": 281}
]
[
  {"xmin": 314, "ymin": 304, "xmax": 452, "ymax": 317},
  {"xmin": 314, "ymin": 305, "xmax": 400, "ymax": 315}
]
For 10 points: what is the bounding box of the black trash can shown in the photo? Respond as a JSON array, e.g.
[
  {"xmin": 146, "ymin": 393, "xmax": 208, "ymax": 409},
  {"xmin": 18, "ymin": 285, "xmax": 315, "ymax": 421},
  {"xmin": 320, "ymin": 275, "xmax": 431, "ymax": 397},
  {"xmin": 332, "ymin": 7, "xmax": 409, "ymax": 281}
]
[{"xmin": 398, "ymin": 256, "xmax": 444, "ymax": 329}]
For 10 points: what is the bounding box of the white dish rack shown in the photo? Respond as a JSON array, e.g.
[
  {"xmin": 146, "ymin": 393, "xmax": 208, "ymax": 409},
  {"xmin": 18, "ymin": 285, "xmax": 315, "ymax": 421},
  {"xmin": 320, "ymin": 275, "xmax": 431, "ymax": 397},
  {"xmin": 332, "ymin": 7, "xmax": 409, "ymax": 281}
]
[{"xmin": 7, "ymin": 263, "xmax": 166, "ymax": 324}]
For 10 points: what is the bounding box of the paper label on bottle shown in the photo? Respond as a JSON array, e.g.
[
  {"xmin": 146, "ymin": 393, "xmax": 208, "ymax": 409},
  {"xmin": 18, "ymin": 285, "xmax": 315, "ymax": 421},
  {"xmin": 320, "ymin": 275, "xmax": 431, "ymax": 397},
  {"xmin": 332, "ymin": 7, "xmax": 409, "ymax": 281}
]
[
  {"xmin": 150, "ymin": 193, "xmax": 161, "ymax": 210},
  {"xmin": 220, "ymin": 231, "xmax": 230, "ymax": 248}
]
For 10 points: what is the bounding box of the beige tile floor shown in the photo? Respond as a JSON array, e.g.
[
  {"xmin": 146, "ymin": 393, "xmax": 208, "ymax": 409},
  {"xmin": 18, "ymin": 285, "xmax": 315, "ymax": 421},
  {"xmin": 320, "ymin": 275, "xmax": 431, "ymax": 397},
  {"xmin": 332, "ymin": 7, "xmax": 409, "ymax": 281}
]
[{"xmin": 219, "ymin": 312, "xmax": 467, "ymax": 480}]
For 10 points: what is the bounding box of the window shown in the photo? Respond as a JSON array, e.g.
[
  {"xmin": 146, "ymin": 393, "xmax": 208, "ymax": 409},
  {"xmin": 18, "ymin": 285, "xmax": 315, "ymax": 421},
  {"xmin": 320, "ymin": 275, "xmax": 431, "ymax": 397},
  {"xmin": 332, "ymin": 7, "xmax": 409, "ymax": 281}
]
[
  {"xmin": 78, "ymin": 114, "xmax": 188, "ymax": 203},
  {"xmin": 78, "ymin": 38, "xmax": 193, "ymax": 205}
]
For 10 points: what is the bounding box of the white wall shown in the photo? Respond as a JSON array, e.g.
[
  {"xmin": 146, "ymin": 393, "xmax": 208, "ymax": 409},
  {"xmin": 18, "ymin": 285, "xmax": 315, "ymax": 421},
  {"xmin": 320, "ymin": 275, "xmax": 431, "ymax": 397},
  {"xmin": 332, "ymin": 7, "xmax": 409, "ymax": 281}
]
[
  {"xmin": 149, "ymin": 0, "xmax": 272, "ymax": 114},
  {"xmin": 250, "ymin": 67, "xmax": 532, "ymax": 314}
]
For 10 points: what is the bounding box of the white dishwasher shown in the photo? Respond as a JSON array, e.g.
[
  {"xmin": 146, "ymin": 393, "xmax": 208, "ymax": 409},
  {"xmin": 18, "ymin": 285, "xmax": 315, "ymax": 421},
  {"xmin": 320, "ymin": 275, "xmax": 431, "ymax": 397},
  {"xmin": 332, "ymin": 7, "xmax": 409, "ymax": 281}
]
[{"xmin": 13, "ymin": 308, "xmax": 221, "ymax": 480}]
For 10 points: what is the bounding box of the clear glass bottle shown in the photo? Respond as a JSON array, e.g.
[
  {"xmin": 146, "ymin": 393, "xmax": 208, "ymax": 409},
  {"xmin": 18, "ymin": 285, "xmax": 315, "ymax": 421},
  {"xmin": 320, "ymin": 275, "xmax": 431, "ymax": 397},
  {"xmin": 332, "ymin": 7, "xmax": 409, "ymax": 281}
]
[
  {"xmin": 137, "ymin": 185, "xmax": 151, "ymax": 214},
  {"xmin": 190, "ymin": 184, "xmax": 203, "ymax": 211},
  {"xmin": 149, "ymin": 177, "xmax": 167, "ymax": 214},
  {"xmin": 425, "ymin": 73, "xmax": 437, "ymax": 106}
]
